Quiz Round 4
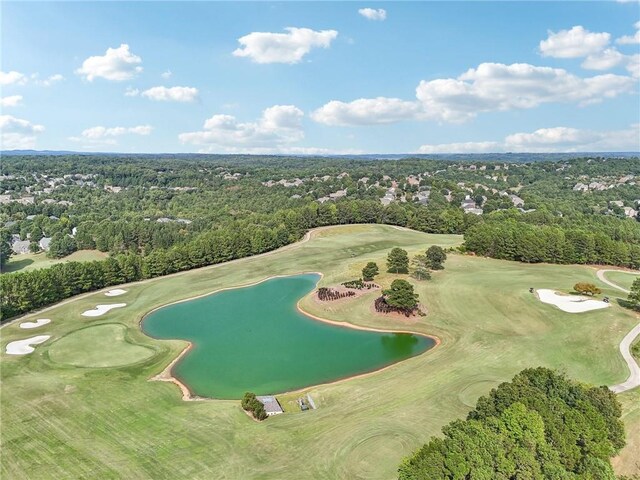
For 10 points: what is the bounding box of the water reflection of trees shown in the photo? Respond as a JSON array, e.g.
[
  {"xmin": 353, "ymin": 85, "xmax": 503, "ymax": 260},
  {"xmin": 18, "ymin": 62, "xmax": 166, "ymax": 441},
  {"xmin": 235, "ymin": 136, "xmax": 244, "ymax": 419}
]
[{"xmin": 381, "ymin": 333, "xmax": 420, "ymax": 356}]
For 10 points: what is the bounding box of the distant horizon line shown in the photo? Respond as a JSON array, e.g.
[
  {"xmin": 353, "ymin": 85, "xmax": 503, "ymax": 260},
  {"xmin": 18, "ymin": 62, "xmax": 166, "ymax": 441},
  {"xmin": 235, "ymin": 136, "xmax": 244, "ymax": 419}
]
[{"xmin": 2, "ymin": 149, "xmax": 639, "ymax": 157}]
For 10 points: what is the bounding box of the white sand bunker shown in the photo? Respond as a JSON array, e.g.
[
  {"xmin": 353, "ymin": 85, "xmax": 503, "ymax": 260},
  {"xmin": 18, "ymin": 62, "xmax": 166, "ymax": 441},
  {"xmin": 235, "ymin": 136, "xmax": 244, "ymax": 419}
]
[
  {"xmin": 6, "ymin": 335, "xmax": 51, "ymax": 355},
  {"xmin": 105, "ymin": 289, "xmax": 127, "ymax": 297},
  {"xmin": 20, "ymin": 318, "xmax": 51, "ymax": 329},
  {"xmin": 82, "ymin": 303, "xmax": 127, "ymax": 317},
  {"xmin": 537, "ymin": 289, "xmax": 610, "ymax": 314}
]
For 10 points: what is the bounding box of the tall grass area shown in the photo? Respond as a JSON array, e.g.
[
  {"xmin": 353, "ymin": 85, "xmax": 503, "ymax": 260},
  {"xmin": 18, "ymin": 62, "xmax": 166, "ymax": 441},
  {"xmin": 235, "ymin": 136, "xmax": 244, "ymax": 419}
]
[{"xmin": 1, "ymin": 225, "xmax": 638, "ymax": 479}]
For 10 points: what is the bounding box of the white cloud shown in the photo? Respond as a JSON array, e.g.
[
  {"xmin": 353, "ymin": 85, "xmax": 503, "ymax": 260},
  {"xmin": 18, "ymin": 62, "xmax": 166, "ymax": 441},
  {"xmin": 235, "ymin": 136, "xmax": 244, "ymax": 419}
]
[
  {"xmin": 161, "ymin": 70, "xmax": 172, "ymax": 79},
  {"xmin": 313, "ymin": 62, "xmax": 636, "ymax": 126},
  {"xmin": 34, "ymin": 74, "xmax": 64, "ymax": 87},
  {"xmin": 233, "ymin": 27, "xmax": 338, "ymax": 64},
  {"xmin": 417, "ymin": 124, "xmax": 640, "ymax": 153},
  {"xmin": 125, "ymin": 87, "xmax": 140, "ymax": 97},
  {"xmin": 141, "ymin": 86, "xmax": 199, "ymax": 102},
  {"xmin": 179, "ymin": 105, "xmax": 305, "ymax": 151},
  {"xmin": 626, "ymin": 54, "xmax": 640, "ymax": 78},
  {"xmin": 0, "ymin": 115, "xmax": 45, "ymax": 150},
  {"xmin": 617, "ymin": 21, "xmax": 640, "ymax": 44},
  {"xmin": 76, "ymin": 44, "xmax": 143, "ymax": 81},
  {"xmin": 0, "ymin": 71, "xmax": 27, "ymax": 86},
  {"xmin": 539, "ymin": 26, "xmax": 610, "ymax": 58},
  {"xmin": 312, "ymin": 97, "xmax": 422, "ymax": 126},
  {"xmin": 79, "ymin": 125, "xmax": 153, "ymax": 140},
  {"xmin": 417, "ymin": 63, "xmax": 635, "ymax": 119},
  {"xmin": 581, "ymin": 48, "xmax": 626, "ymax": 70},
  {"xmin": 1, "ymin": 95, "xmax": 23, "ymax": 108},
  {"xmin": 358, "ymin": 8, "xmax": 386, "ymax": 21}
]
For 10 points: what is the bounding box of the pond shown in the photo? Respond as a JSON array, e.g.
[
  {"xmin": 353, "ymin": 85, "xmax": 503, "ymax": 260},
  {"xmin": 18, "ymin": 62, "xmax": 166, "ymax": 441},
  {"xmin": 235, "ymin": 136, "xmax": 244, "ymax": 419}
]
[{"xmin": 142, "ymin": 274, "xmax": 435, "ymax": 399}]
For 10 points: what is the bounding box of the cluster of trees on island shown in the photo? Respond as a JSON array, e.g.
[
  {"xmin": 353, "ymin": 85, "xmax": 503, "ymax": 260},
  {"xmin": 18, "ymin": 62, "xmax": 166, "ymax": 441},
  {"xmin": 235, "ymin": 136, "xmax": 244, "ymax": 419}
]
[
  {"xmin": 241, "ymin": 392, "xmax": 267, "ymax": 421},
  {"xmin": 317, "ymin": 287, "xmax": 356, "ymax": 301},
  {"xmin": 399, "ymin": 368, "xmax": 625, "ymax": 479}
]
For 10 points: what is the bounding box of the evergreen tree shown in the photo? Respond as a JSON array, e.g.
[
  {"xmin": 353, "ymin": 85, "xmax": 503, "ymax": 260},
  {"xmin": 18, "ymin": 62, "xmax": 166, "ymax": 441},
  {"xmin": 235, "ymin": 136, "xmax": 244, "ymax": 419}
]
[
  {"xmin": 362, "ymin": 262, "xmax": 379, "ymax": 281},
  {"xmin": 628, "ymin": 278, "xmax": 640, "ymax": 310},
  {"xmin": 410, "ymin": 255, "xmax": 431, "ymax": 281},
  {"xmin": 387, "ymin": 248, "xmax": 409, "ymax": 273},
  {"xmin": 383, "ymin": 279, "xmax": 418, "ymax": 309},
  {"xmin": 425, "ymin": 245, "xmax": 447, "ymax": 270}
]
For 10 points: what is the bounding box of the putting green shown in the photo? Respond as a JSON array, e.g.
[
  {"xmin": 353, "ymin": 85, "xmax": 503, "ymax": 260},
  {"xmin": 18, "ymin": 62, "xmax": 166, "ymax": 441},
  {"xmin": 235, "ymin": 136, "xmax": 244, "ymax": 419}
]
[{"xmin": 48, "ymin": 324, "xmax": 155, "ymax": 368}]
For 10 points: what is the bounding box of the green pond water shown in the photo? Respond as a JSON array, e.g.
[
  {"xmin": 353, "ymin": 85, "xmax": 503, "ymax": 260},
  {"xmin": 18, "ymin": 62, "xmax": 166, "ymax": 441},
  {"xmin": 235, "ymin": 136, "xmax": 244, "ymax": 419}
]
[{"xmin": 142, "ymin": 274, "xmax": 434, "ymax": 399}]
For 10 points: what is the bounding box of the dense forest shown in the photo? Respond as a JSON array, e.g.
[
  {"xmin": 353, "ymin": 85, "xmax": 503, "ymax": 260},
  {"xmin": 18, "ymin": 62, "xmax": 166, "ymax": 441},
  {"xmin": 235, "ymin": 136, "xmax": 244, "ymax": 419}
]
[
  {"xmin": 1, "ymin": 154, "xmax": 638, "ymax": 320},
  {"xmin": 399, "ymin": 368, "xmax": 625, "ymax": 479}
]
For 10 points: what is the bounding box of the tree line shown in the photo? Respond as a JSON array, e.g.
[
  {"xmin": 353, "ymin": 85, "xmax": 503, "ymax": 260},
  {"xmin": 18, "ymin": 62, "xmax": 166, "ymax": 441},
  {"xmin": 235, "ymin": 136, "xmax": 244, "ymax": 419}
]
[{"xmin": 399, "ymin": 367, "xmax": 625, "ymax": 479}]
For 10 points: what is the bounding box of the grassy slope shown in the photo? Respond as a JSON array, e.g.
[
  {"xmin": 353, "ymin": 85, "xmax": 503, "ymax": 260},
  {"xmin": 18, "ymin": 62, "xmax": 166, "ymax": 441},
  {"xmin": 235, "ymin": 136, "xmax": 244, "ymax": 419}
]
[
  {"xmin": 2, "ymin": 250, "xmax": 108, "ymax": 274},
  {"xmin": 603, "ymin": 270, "xmax": 639, "ymax": 292},
  {"xmin": 1, "ymin": 224, "xmax": 638, "ymax": 480}
]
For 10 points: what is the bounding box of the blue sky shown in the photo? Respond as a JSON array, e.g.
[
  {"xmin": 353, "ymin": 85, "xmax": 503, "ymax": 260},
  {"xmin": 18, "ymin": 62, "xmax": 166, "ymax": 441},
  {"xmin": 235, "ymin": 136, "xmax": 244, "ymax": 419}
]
[{"xmin": 1, "ymin": 1, "xmax": 639, "ymax": 153}]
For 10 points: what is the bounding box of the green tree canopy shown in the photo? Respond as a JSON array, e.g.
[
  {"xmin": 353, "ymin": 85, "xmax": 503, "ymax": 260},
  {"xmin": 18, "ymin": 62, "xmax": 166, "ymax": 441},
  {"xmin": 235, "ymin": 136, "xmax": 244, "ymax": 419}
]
[
  {"xmin": 628, "ymin": 277, "xmax": 640, "ymax": 309},
  {"xmin": 383, "ymin": 279, "xmax": 418, "ymax": 309},
  {"xmin": 399, "ymin": 367, "xmax": 625, "ymax": 480},
  {"xmin": 410, "ymin": 255, "xmax": 431, "ymax": 281},
  {"xmin": 362, "ymin": 262, "xmax": 379, "ymax": 281},
  {"xmin": 425, "ymin": 245, "xmax": 447, "ymax": 270},
  {"xmin": 387, "ymin": 247, "xmax": 409, "ymax": 274}
]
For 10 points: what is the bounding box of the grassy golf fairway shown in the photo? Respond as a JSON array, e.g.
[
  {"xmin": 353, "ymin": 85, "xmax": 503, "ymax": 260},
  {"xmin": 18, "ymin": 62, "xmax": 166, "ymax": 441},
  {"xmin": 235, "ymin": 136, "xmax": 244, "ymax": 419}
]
[
  {"xmin": 604, "ymin": 270, "xmax": 639, "ymax": 292},
  {"xmin": 1, "ymin": 225, "xmax": 638, "ymax": 479},
  {"xmin": 2, "ymin": 250, "xmax": 108, "ymax": 274}
]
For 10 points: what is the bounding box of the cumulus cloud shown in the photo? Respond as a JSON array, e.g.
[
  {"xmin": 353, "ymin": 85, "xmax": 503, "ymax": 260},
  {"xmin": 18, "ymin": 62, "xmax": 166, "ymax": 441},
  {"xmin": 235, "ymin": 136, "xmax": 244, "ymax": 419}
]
[
  {"xmin": 313, "ymin": 62, "xmax": 636, "ymax": 126},
  {"xmin": 1, "ymin": 95, "xmax": 23, "ymax": 108},
  {"xmin": 76, "ymin": 44, "xmax": 143, "ymax": 81},
  {"xmin": 141, "ymin": 86, "xmax": 199, "ymax": 102},
  {"xmin": 417, "ymin": 124, "xmax": 640, "ymax": 153},
  {"xmin": 539, "ymin": 26, "xmax": 610, "ymax": 58},
  {"xmin": 179, "ymin": 105, "xmax": 305, "ymax": 151},
  {"xmin": 161, "ymin": 70, "xmax": 172, "ymax": 79},
  {"xmin": 0, "ymin": 115, "xmax": 45, "ymax": 150},
  {"xmin": 358, "ymin": 8, "xmax": 386, "ymax": 20},
  {"xmin": 312, "ymin": 97, "xmax": 422, "ymax": 125},
  {"xmin": 233, "ymin": 27, "xmax": 338, "ymax": 64},
  {"xmin": 626, "ymin": 54, "xmax": 640, "ymax": 78},
  {"xmin": 125, "ymin": 87, "xmax": 140, "ymax": 97},
  {"xmin": 0, "ymin": 71, "xmax": 27, "ymax": 86},
  {"xmin": 69, "ymin": 125, "xmax": 153, "ymax": 145},
  {"xmin": 581, "ymin": 48, "xmax": 626, "ymax": 70},
  {"xmin": 617, "ymin": 21, "xmax": 640, "ymax": 44},
  {"xmin": 34, "ymin": 74, "xmax": 64, "ymax": 87}
]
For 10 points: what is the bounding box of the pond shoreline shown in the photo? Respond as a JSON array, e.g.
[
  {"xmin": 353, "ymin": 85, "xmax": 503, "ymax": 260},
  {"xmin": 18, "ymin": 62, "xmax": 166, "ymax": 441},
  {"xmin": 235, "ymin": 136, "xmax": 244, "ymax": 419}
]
[{"xmin": 141, "ymin": 272, "xmax": 440, "ymax": 402}]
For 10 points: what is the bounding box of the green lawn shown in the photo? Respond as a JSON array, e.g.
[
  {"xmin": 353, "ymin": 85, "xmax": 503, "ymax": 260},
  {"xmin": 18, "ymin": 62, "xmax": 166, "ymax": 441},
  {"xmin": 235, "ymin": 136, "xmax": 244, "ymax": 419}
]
[
  {"xmin": 603, "ymin": 270, "xmax": 640, "ymax": 292},
  {"xmin": 1, "ymin": 224, "xmax": 638, "ymax": 479},
  {"xmin": 2, "ymin": 250, "xmax": 108, "ymax": 274}
]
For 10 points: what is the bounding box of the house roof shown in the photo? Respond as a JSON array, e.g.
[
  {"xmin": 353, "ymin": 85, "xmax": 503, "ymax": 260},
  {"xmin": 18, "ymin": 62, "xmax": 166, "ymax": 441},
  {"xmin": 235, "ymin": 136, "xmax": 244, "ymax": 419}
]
[{"xmin": 256, "ymin": 396, "xmax": 283, "ymax": 414}]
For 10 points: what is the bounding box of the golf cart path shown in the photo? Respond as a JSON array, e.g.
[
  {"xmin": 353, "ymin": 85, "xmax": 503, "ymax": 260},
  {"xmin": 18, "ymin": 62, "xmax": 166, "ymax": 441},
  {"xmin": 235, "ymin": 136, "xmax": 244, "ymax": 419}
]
[
  {"xmin": 596, "ymin": 269, "xmax": 638, "ymax": 294},
  {"xmin": 597, "ymin": 269, "xmax": 640, "ymax": 393},
  {"xmin": 610, "ymin": 323, "xmax": 640, "ymax": 393}
]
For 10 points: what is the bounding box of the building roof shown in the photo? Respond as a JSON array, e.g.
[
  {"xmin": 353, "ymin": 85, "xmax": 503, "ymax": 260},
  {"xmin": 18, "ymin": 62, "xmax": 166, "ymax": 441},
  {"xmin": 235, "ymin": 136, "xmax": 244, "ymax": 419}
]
[{"xmin": 256, "ymin": 396, "xmax": 283, "ymax": 414}]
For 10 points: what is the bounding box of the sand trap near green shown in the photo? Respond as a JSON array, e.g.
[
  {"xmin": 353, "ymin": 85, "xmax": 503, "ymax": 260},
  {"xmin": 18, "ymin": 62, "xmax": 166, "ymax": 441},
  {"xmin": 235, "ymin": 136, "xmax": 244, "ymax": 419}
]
[
  {"xmin": 20, "ymin": 318, "xmax": 51, "ymax": 329},
  {"xmin": 81, "ymin": 303, "xmax": 127, "ymax": 317},
  {"xmin": 537, "ymin": 289, "xmax": 609, "ymax": 313},
  {"xmin": 105, "ymin": 289, "xmax": 127, "ymax": 297},
  {"xmin": 5, "ymin": 335, "xmax": 50, "ymax": 355},
  {"xmin": 48, "ymin": 324, "xmax": 155, "ymax": 367}
]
